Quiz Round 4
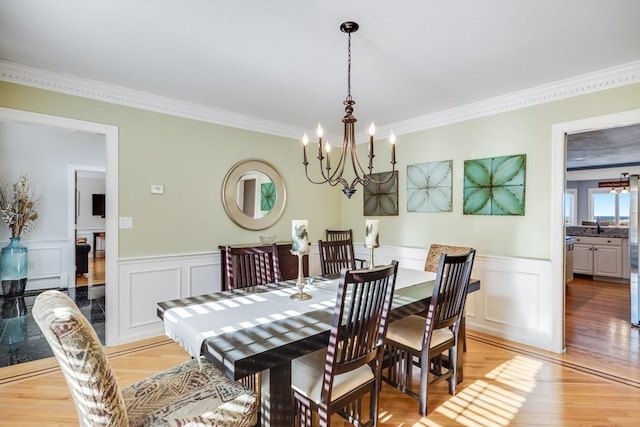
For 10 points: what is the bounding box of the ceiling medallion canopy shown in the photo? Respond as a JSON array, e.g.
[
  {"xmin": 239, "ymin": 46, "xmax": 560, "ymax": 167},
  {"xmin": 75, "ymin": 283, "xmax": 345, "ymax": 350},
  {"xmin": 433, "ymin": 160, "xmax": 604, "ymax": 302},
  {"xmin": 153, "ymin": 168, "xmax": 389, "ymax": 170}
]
[{"xmin": 301, "ymin": 21, "xmax": 397, "ymax": 198}]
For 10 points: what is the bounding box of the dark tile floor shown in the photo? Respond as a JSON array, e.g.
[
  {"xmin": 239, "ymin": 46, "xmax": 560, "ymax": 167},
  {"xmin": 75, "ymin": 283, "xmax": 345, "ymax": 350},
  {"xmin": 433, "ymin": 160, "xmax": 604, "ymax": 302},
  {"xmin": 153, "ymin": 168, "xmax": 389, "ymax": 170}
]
[{"xmin": 0, "ymin": 285, "xmax": 105, "ymax": 367}]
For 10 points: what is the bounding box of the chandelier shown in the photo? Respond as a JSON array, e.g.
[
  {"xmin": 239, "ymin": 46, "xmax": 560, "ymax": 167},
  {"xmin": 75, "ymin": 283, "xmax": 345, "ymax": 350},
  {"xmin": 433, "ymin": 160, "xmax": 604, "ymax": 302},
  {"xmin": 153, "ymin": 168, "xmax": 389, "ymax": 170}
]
[{"xmin": 301, "ymin": 21, "xmax": 396, "ymax": 198}]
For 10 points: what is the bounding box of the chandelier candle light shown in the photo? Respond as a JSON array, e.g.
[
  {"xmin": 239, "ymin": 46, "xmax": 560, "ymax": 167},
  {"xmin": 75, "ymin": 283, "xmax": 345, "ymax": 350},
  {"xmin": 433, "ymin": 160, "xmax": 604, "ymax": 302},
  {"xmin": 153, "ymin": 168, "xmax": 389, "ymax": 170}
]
[
  {"xmin": 365, "ymin": 219, "xmax": 380, "ymax": 269},
  {"xmin": 291, "ymin": 220, "xmax": 311, "ymax": 300},
  {"xmin": 301, "ymin": 21, "xmax": 397, "ymax": 198}
]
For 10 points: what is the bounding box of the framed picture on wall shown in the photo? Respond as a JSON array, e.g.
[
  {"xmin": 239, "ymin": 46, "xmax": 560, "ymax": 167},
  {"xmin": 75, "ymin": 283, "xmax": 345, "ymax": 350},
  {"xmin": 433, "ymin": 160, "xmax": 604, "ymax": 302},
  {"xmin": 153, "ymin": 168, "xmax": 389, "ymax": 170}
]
[
  {"xmin": 363, "ymin": 171, "xmax": 399, "ymax": 216},
  {"xmin": 463, "ymin": 154, "xmax": 526, "ymax": 215},
  {"xmin": 406, "ymin": 160, "xmax": 453, "ymax": 213}
]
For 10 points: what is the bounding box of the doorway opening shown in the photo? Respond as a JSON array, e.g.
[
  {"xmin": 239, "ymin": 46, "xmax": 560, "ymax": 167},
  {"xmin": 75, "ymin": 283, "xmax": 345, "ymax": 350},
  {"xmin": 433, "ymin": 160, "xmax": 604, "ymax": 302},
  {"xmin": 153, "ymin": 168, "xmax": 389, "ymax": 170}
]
[
  {"xmin": 0, "ymin": 107, "xmax": 119, "ymax": 346},
  {"xmin": 552, "ymin": 109, "xmax": 640, "ymax": 355},
  {"xmin": 73, "ymin": 168, "xmax": 106, "ymax": 288}
]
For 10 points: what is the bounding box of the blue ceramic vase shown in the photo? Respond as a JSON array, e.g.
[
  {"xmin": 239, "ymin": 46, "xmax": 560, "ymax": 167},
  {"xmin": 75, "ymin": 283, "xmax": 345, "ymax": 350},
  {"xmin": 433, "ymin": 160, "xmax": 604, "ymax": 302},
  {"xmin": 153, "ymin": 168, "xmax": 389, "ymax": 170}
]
[{"xmin": 0, "ymin": 237, "xmax": 29, "ymax": 298}]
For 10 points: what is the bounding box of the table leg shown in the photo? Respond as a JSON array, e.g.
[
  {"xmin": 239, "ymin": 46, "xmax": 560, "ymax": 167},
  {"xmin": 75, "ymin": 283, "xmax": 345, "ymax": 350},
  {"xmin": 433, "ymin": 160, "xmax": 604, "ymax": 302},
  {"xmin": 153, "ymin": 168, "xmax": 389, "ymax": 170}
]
[{"xmin": 260, "ymin": 361, "xmax": 293, "ymax": 427}]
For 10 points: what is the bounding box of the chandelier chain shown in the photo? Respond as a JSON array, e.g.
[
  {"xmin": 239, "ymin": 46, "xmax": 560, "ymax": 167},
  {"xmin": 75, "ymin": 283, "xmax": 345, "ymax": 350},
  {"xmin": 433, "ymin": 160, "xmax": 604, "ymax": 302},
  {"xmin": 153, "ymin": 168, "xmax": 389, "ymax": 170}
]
[{"xmin": 347, "ymin": 31, "xmax": 352, "ymax": 101}]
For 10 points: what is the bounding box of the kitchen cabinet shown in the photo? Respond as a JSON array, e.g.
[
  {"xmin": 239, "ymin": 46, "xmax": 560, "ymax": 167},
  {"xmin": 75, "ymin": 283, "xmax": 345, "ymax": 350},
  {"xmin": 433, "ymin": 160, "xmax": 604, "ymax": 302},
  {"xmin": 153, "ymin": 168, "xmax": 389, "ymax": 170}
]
[{"xmin": 572, "ymin": 236, "xmax": 623, "ymax": 278}]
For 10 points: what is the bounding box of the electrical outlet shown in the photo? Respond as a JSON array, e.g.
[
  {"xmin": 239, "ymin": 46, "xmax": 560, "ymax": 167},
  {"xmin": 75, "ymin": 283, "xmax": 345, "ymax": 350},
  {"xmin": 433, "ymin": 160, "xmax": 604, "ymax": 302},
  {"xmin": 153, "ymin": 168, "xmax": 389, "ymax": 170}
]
[{"xmin": 29, "ymin": 261, "xmax": 36, "ymax": 270}]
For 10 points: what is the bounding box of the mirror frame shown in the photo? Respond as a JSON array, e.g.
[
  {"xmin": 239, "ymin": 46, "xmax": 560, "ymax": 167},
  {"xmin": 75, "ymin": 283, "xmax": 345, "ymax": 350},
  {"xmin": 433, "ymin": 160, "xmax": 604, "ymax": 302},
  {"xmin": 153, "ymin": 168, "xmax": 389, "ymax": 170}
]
[{"xmin": 221, "ymin": 159, "xmax": 287, "ymax": 230}]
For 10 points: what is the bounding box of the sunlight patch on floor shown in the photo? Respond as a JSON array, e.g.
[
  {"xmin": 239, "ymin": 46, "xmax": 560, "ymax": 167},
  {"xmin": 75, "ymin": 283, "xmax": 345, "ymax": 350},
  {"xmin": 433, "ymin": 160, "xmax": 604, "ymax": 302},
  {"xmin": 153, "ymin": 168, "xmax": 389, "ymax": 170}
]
[{"xmin": 411, "ymin": 355, "xmax": 544, "ymax": 427}]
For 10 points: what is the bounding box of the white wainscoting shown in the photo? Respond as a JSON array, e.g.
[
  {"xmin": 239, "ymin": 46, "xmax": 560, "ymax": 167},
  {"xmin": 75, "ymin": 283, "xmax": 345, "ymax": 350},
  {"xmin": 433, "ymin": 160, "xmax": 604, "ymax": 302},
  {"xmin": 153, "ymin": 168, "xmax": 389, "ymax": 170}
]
[
  {"xmin": 117, "ymin": 252, "xmax": 222, "ymax": 344},
  {"xmin": 115, "ymin": 245, "xmax": 556, "ymax": 353}
]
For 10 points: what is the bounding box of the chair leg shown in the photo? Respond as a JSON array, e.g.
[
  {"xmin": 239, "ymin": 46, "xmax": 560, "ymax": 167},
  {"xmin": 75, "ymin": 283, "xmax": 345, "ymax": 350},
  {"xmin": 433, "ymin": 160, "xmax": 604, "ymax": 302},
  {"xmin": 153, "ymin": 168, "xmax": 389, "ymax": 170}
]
[
  {"xmin": 419, "ymin": 355, "xmax": 429, "ymax": 416},
  {"xmin": 448, "ymin": 346, "xmax": 458, "ymax": 396}
]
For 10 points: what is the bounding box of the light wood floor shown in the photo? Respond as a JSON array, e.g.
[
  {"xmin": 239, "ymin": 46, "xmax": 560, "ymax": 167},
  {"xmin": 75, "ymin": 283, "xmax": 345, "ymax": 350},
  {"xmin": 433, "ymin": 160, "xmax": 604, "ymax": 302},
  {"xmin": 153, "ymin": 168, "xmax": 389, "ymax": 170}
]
[
  {"xmin": 1, "ymin": 278, "xmax": 638, "ymax": 426},
  {"xmin": 75, "ymin": 256, "xmax": 105, "ymax": 287}
]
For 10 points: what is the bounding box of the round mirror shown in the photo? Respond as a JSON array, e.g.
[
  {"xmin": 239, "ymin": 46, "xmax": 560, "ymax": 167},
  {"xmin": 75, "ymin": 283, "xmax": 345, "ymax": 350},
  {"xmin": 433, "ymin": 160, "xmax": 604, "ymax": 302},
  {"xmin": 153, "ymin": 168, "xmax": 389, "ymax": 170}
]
[{"xmin": 222, "ymin": 159, "xmax": 287, "ymax": 230}]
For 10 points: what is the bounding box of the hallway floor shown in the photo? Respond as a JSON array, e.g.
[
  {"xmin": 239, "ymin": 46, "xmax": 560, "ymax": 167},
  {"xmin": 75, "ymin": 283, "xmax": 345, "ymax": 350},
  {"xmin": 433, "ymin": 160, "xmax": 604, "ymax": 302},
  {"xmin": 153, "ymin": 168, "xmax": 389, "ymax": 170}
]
[{"xmin": 0, "ymin": 257, "xmax": 106, "ymax": 367}]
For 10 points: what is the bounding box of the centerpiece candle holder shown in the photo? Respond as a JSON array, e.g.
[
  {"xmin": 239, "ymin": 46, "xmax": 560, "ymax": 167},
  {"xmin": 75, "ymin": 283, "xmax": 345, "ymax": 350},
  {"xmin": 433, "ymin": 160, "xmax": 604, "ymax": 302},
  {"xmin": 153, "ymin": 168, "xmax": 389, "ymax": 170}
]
[
  {"xmin": 365, "ymin": 219, "xmax": 380, "ymax": 269},
  {"xmin": 290, "ymin": 250, "xmax": 311, "ymax": 300},
  {"xmin": 291, "ymin": 220, "xmax": 311, "ymax": 300}
]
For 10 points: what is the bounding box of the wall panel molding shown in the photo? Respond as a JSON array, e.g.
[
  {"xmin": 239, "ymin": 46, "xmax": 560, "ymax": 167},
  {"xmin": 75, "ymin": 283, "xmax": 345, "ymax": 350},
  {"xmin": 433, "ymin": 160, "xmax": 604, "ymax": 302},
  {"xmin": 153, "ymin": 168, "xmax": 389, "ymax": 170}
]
[{"xmin": 115, "ymin": 247, "xmax": 555, "ymax": 352}]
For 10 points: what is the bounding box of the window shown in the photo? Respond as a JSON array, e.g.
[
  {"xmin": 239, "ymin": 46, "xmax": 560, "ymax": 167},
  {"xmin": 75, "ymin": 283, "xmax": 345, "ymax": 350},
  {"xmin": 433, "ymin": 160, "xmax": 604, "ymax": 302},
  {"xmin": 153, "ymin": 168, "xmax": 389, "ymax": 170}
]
[
  {"xmin": 588, "ymin": 187, "xmax": 630, "ymax": 226},
  {"xmin": 564, "ymin": 189, "xmax": 577, "ymax": 225}
]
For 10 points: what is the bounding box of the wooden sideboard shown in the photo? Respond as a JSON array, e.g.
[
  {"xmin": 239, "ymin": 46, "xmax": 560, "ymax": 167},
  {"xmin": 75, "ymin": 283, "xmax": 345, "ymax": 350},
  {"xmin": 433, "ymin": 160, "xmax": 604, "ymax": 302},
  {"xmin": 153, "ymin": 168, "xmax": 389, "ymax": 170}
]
[{"xmin": 219, "ymin": 242, "xmax": 309, "ymax": 288}]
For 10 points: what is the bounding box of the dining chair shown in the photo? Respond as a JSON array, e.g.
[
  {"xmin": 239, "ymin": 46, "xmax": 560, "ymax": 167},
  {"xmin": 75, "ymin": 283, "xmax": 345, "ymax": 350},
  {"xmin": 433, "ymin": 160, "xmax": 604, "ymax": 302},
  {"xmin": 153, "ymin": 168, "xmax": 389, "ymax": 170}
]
[
  {"xmin": 33, "ymin": 290, "xmax": 258, "ymax": 427},
  {"xmin": 224, "ymin": 243, "xmax": 282, "ymax": 290},
  {"xmin": 317, "ymin": 238, "xmax": 358, "ymax": 276},
  {"xmin": 382, "ymin": 250, "xmax": 475, "ymax": 416},
  {"xmin": 325, "ymin": 229, "xmax": 354, "ymax": 242},
  {"xmin": 291, "ymin": 261, "xmax": 399, "ymax": 427},
  {"xmin": 325, "ymin": 229, "xmax": 366, "ymax": 268},
  {"xmin": 424, "ymin": 243, "xmax": 473, "ymax": 352}
]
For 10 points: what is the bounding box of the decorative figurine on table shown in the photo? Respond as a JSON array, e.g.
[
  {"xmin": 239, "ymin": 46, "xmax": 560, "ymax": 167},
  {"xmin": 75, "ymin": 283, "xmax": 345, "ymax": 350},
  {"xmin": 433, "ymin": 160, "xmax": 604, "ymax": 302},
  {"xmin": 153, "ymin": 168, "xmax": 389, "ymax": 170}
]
[
  {"xmin": 365, "ymin": 219, "xmax": 380, "ymax": 269},
  {"xmin": 291, "ymin": 220, "xmax": 311, "ymax": 300}
]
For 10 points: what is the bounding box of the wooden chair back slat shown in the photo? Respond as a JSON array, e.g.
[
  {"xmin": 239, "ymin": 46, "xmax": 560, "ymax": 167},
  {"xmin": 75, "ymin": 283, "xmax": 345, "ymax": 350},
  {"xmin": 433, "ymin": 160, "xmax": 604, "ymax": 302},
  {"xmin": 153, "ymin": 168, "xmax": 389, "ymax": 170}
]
[
  {"xmin": 224, "ymin": 244, "xmax": 282, "ymax": 290},
  {"xmin": 318, "ymin": 239, "xmax": 357, "ymax": 276}
]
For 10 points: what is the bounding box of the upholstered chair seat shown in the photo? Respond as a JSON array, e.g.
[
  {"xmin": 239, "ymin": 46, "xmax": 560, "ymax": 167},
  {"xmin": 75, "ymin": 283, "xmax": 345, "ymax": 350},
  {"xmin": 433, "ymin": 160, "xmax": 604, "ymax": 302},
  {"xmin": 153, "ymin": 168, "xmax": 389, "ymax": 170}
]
[
  {"xmin": 33, "ymin": 290, "xmax": 258, "ymax": 427},
  {"xmin": 384, "ymin": 315, "xmax": 454, "ymax": 351},
  {"xmin": 291, "ymin": 349, "xmax": 375, "ymax": 404}
]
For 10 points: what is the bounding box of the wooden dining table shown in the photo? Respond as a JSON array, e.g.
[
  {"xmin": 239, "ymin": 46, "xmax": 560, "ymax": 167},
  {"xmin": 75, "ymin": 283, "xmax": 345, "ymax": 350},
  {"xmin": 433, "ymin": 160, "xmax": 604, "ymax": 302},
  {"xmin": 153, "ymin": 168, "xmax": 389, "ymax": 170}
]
[{"xmin": 157, "ymin": 268, "xmax": 480, "ymax": 427}]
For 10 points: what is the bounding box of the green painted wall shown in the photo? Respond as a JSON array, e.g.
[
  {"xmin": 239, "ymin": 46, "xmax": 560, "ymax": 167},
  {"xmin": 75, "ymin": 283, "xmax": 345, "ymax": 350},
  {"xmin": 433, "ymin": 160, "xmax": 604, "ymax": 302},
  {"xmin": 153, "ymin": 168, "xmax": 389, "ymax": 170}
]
[
  {"xmin": 0, "ymin": 82, "xmax": 343, "ymax": 257},
  {"xmin": 342, "ymin": 83, "xmax": 640, "ymax": 259},
  {"xmin": 2, "ymin": 81, "xmax": 638, "ymax": 260}
]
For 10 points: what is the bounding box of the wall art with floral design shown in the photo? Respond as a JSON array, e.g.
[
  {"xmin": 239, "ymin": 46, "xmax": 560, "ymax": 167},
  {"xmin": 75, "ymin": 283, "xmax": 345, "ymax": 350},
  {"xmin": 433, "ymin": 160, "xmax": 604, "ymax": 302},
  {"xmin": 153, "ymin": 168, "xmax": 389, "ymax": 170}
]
[
  {"xmin": 363, "ymin": 171, "xmax": 398, "ymax": 216},
  {"xmin": 406, "ymin": 160, "xmax": 452, "ymax": 213},
  {"xmin": 463, "ymin": 154, "xmax": 526, "ymax": 215},
  {"xmin": 260, "ymin": 182, "xmax": 275, "ymax": 211}
]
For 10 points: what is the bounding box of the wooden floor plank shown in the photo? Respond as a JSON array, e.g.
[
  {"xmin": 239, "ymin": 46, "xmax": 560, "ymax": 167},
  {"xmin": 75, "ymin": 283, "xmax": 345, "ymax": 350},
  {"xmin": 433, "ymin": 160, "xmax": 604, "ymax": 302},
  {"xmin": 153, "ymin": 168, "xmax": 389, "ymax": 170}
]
[{"xmin": 0, "ymin": 277, "xmax": 638, "ymax": 426}]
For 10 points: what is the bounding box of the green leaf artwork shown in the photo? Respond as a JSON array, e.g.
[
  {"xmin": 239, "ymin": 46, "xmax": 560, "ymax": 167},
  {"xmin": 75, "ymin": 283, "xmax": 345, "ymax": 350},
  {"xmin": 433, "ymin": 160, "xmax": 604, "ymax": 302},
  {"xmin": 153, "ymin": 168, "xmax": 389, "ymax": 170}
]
[
  {"xmin": 463, "ymin": 154, "xmax": 526, "ymax": 215},
  {"xmin": 260, "ymin": 182, "xmax": 276, "ymax": 211},
  {"xmin": 407, "ymin": 160, "xmax": 452, "ymax": 212}
]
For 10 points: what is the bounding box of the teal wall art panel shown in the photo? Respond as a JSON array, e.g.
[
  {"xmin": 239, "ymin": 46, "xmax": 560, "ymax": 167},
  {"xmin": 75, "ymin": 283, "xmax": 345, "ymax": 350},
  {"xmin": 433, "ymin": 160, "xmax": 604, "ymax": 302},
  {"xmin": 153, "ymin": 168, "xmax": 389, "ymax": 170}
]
[
  {"xmin": 363, "ymin": 171, "xmax": 399, "ymax": 216},
  {"xmin": 260, "ymin": 182, "xmax": 275, "ymax": 211},
  {"xmin": 463, "ymin": 154, "xmax": 526, "ymax": 215},
  {"xmin": 407, "ymin": 160, "xmax": 452, "ymax": 213}
]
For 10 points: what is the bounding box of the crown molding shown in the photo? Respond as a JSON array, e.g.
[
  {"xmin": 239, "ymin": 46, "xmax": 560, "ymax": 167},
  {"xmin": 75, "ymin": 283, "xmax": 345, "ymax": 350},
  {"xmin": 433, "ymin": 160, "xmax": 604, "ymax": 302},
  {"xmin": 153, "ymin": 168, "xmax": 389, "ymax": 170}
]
[
  {"xmin": 2, "ymin": 59, "xmax": 638, "ymax": 142},
  {"xmin": 0, "ymin": 60, "xmax": 305, "ymax": 140},
  {"xmin": 373, "ymin": 60, "xmax": 640, "ymax": 140}
]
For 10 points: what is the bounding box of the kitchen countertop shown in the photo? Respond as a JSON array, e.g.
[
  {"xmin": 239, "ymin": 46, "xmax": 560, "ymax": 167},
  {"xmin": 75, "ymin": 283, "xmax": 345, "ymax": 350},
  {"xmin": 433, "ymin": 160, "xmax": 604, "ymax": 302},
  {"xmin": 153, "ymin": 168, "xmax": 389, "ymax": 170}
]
[{"xmin": 566, "ymin": 225, "xmax": 628, "ymax": 239}]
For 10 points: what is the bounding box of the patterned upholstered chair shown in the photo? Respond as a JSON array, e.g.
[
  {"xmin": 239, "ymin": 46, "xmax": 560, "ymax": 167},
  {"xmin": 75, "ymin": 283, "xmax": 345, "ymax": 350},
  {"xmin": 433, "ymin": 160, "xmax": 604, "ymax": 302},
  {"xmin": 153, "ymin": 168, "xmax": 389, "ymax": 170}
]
[
  {"xmin": 424, "ymin": 244, "xmax": 472, "ymax": 273},
  {"xmin": 33, "ymin": 290, "xmax": 258, "ymax": 427}
]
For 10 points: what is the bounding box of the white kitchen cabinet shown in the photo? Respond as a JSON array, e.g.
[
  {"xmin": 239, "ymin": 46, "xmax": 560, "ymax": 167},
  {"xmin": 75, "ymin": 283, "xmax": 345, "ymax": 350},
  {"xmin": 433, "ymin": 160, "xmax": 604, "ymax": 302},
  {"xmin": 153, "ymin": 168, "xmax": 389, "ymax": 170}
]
[
  {"xmin": 593, "ymin": 244, "xmax": 622, "ymax": 277},
  {"xmin": 572, "ymin": 236, "xmax": 624, "ymax": 278},
  {"xmin": 573, "ymin": 243, "xmax": 593, "ymax": 274}
]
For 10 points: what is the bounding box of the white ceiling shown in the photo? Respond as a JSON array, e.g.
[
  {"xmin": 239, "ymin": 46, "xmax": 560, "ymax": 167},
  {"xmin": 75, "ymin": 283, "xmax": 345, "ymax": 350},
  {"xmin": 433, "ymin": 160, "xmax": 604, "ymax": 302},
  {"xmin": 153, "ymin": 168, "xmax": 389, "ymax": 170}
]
[{"xmin": 0, "ymin": 0, "xmax": 639, "ymax": 142}]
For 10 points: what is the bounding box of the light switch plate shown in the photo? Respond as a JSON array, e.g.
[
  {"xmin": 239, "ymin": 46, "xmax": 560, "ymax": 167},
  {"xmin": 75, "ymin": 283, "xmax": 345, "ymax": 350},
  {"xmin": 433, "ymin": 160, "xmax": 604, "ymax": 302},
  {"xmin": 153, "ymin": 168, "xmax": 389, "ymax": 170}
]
[{"xmin": 151, "ymin": 184, "xmax": 164, "ymax": 194}]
